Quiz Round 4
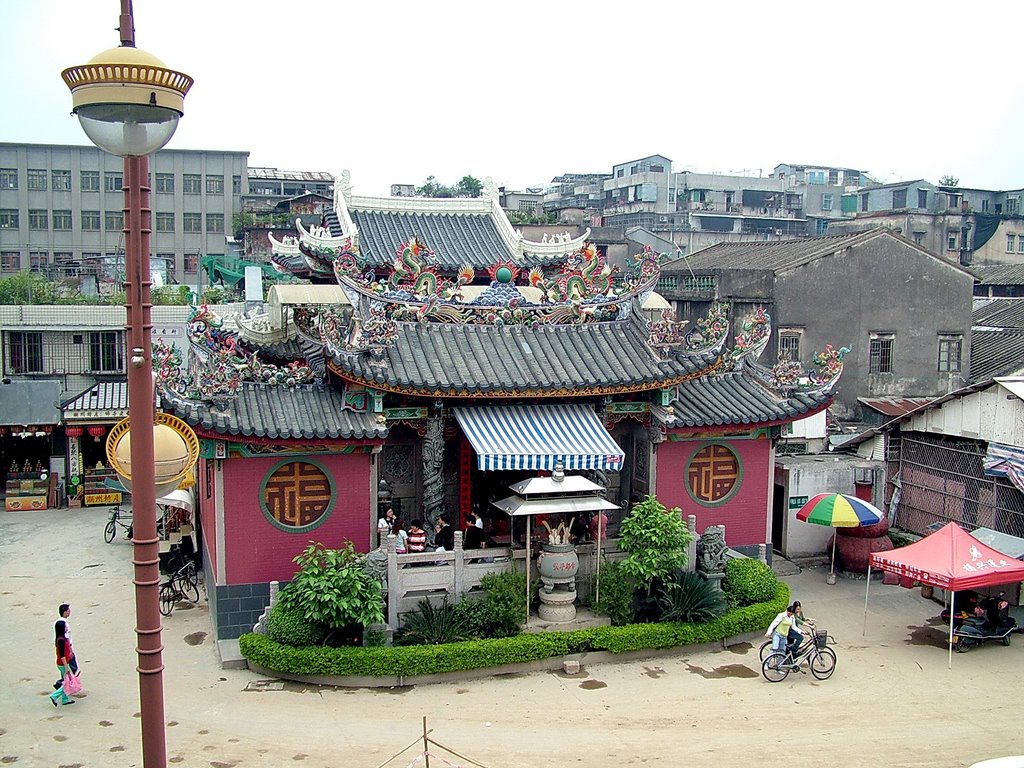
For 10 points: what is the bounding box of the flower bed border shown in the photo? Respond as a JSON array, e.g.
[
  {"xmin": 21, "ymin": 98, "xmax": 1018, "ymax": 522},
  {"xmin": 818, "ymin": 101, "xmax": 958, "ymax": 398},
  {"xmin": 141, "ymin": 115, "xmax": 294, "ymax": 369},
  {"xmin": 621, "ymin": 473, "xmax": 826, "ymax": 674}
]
[{"xmin": 238, "ymin": 584, "xmax": 788, "ymax": 687}]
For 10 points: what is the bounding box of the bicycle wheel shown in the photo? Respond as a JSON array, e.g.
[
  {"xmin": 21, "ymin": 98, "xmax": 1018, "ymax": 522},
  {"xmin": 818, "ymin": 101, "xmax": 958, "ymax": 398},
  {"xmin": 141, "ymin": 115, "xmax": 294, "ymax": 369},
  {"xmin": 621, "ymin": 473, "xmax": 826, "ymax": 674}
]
[
  {"xmin": 762, "ymin": 652, "xmax": 791, "ymax": 682},
  {"xmin": 104, "ymin": 520, "xmax": 116, "ymax": 544},
  {"xmin": 159, "ymin": 583, "xmax": 176, "ymax": 617},
  {"xmin": 758, "ymin": 639, "xmax": 774, "ymax": 661},
  {"xmin": 127, "ymin": 522, "xmax": 134, "ymax": 540},
  {"xmin": 181, "ymin": 561, "xmax": 198, "ymax": 590},
  {"xmin": 178, "ymin": 573, "xmax": 200, "ymax": 604},
  {"xmin": 810, "ymin": 648, "xmax": 837, "ymax": 680}
]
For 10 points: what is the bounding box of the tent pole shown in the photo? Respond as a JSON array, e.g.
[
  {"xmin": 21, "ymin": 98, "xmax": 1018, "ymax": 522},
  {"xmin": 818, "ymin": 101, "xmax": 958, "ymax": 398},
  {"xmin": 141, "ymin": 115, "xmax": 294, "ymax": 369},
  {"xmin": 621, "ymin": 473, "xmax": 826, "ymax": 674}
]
[
  {"xmin": 948, "ymin": 589, "xmax": 955, "ymax": 669},
  {"xmin": 863, "ymin": 564, "xmax": 871, "ymax": 636},
  {"xmin": 831, "ymin": 535, "xmax": 837, "ymax": 576},
  {"xmin": 595, "ymin": 513, "xmax": 603, "ymax": 606},
  {"xmin": 526, "ymin": 519, "xmax": 531, "ymax": 628}
]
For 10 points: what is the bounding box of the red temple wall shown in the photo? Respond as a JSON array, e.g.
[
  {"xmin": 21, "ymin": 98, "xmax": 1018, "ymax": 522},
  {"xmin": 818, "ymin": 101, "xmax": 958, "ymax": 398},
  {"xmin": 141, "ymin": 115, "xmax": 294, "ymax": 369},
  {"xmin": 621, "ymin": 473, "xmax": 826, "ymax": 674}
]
[
  {"xmin": 222, "ymin": 452, "xmax": 372, "ymax": 584},
  {"xmin": 655, "ymin": 437, "xmax": 771, "ymax": 547}
]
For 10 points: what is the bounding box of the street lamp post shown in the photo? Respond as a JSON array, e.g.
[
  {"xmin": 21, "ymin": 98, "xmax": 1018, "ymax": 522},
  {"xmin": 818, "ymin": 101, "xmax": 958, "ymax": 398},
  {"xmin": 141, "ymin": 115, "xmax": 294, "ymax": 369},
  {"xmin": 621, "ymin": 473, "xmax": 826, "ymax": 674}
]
[{"xmin": 62, "ymin": 4, "xmax": 192, "ymax": 767}]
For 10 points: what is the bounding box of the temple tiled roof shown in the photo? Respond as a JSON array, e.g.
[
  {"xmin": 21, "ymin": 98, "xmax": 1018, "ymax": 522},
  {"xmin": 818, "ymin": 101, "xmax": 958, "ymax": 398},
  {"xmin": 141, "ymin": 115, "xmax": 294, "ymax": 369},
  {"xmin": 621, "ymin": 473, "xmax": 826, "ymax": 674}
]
[
  {"xmin": 668, "ymin": 370, "xmax": 830, "ymax": 428},
  {"xmin": 63, "ymin": 381, "xmax": 129, "ymax": 415},
  {"xmin": 969, "ymin": 329, "xmax": 1024, "ymax": 382},
  {"xmin": 325, "ymin": 209, "xmax": 562, "ymax": 270},
  {"xmin": 162, "ymin": 383, "xmax": 387, "ymax": 440},
  {"xmin": 329, "ymin": 316, "xmax": 719, "ymax": 396}
]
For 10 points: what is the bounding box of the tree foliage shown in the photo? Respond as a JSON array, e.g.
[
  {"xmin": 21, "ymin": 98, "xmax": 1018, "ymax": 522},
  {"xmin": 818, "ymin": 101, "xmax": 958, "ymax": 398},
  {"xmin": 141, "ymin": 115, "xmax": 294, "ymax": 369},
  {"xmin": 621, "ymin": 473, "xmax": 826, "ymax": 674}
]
[
  {"xmin": 277, "ymin": 542, "xmax": 384, "ymax": 632},
  {"xmin": 415, "ymin": 174, "xmax": 483, "ymax": 198},
  {"xmin": 939, "ymin": 174, "xmax": 960, "ymax": 187},
  {"xmin": 617, "ymin": 495, "xmax": 693, "ymax": 593}
]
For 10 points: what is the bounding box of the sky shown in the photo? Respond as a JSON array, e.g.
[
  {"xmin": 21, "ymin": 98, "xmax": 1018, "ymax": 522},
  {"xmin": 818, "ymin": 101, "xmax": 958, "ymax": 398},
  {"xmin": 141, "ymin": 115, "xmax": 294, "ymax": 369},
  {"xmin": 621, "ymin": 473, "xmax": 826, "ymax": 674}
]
[{"xmin": 3, "ymin": 0, "xmax": 1024, "ymax": 196}]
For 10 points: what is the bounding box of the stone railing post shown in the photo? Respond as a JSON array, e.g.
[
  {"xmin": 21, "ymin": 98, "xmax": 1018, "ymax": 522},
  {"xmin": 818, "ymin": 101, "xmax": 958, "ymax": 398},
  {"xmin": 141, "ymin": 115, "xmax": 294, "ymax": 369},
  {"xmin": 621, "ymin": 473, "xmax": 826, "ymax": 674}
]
[
  {"xmin": 453, "ymin": 530, "xmax": 465, "ymax": 600},
  {"xmin": 386, "ymin": 534, "xmax": 399, "ymax": 628},
  {"xmin": 757, "ymin": 543, "xmax": 767, "ymax": 564},
  {"xmin": 686, "ymin": 514, "xmax": 697, "ymax": 572}
]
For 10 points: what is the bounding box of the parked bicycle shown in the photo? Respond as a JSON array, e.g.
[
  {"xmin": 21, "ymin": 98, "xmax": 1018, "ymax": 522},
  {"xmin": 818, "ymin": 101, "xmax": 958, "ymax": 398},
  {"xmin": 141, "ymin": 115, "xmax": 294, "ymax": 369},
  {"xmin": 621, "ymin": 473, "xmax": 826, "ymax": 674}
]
[
  {"xmin": 762, "ymin": 629, "xmax": 837, "ymax": 682},
  {"xmin": 159, "ymin": 560, "xmax": 200, "ymax": 616},
  {"xmin": 103, "ymin": 505, "xmax": 133, "ymax": 543}
]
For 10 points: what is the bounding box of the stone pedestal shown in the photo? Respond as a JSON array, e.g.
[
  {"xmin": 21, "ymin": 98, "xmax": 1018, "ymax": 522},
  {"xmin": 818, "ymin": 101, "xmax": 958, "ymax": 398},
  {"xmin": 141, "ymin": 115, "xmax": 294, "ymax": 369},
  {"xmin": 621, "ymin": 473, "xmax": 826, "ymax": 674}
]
[{"xmin": 537, "ymin": 542, "xmax": 579, "ymax": 623}]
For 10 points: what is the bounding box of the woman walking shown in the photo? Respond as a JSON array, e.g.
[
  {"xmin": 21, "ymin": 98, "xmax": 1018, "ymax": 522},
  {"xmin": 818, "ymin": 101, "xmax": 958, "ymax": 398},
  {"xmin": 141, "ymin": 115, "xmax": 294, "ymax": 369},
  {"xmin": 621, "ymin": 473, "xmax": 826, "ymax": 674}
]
[{"xmin": 49, "ymin": 620, "xmax": 76, "ymax": 707}]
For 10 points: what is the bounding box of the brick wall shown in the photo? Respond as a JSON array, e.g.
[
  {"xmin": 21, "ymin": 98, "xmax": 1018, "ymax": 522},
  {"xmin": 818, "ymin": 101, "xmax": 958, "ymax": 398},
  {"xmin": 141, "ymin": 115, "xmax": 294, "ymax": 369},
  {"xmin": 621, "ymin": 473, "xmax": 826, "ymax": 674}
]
[
  {"xmin": 222, "ymin": 452, "xmax": 371, "ymax": 585},
  {"xmin": 655, "ymin": 437, "xmax": 771, "ymax": 547},
  {"xmin": 197, "ymin": 458, "xmax": 218, "ymax": 576}
]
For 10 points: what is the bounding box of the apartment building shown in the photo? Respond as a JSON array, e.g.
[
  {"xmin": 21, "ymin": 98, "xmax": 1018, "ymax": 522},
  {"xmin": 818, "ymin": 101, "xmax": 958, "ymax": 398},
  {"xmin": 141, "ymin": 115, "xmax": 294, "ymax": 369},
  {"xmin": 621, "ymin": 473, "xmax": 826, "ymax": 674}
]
[{"xmin": 0, "ymin": 142, "xmax": 248, "ymax": 291}]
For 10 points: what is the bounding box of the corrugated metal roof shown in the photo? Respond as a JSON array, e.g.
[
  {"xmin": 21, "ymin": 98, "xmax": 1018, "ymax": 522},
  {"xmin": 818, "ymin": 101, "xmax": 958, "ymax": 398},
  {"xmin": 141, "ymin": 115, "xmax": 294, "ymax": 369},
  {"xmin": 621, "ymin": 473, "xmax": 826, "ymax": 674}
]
[
  {"xmin": 974, "ymin": 265, "xmax": 1024, "ymax": 286},
  {"xmin": 0, "ymin": 380, "xmax": 62, "ymax": 425},
  {"xmin": 669, "ymin": 230, "xmax": 882, "ymax": 273},
  {"xmin": 969, "ymin": 329, "xmax": 1024, "ymax": 381},
  {"xmin": 856, "ymin": 397, "xmax": 936, "ymax": 417},
  {"xmin": 248, "ymin": 167, "xmax": 334, "ymax": 183},
  {"xmin": 973, "ymin": 298, "xmax": 1024, "ymax": 328}
]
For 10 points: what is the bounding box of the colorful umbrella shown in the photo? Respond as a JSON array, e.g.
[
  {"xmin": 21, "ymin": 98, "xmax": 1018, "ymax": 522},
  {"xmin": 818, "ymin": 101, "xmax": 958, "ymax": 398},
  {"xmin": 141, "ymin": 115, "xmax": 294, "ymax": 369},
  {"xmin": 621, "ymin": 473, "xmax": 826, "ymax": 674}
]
[{"xmin": 796, "ymin": 493, "xmax": 884, "ymax": 579}]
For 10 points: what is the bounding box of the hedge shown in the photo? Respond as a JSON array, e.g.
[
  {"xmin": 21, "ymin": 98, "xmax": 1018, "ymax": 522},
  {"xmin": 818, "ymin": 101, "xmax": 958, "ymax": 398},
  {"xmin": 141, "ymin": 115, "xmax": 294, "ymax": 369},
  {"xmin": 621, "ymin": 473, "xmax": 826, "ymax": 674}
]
[{"xmin": 239, "ymin": 582, "xmax": 789, "ymax": 679}]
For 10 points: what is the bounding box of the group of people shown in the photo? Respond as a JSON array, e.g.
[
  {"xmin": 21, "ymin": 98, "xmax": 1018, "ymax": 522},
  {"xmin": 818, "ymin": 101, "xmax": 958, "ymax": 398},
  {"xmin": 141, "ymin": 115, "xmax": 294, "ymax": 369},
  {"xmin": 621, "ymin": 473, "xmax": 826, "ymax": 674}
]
[
  {"xmin": 765, "ymin": 600, "xmax": 813, "ymax": 665},
  {"xmin": 50, "ymin": 602, "xmax": 79, "ymax": 707}
]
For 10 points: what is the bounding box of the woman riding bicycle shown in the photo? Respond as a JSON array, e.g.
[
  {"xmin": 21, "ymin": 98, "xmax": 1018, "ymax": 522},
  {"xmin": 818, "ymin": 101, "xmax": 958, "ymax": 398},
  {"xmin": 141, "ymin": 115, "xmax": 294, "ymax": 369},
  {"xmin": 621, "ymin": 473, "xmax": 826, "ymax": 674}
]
[{"xmin": 766, "ymin": 604, "xmax": 801, "ymax": 660}]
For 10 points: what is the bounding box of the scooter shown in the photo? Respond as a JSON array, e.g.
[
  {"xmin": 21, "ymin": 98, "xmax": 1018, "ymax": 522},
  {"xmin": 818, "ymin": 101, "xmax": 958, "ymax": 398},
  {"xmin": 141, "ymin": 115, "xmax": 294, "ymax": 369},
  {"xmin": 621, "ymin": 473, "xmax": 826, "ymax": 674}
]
[{"xmin": 953, "ymin": 597, "xmax": 1024, "ymax": 652}]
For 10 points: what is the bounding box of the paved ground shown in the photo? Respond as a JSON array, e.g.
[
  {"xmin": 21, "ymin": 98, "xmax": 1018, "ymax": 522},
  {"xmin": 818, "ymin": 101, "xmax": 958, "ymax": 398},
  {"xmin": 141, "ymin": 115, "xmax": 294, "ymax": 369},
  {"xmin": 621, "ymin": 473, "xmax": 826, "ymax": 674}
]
[{"xmin": 3, "ymin": 505, "xmax": 1023, "ymax": 768}]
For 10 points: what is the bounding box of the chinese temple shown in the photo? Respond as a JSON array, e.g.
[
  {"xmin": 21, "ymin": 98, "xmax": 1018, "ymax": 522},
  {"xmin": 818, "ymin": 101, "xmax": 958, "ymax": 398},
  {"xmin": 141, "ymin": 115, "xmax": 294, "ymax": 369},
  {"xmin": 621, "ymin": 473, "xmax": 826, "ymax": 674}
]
[{"xmin": 155, "ymin": 175, "xmax": 846, "ymax": 640}]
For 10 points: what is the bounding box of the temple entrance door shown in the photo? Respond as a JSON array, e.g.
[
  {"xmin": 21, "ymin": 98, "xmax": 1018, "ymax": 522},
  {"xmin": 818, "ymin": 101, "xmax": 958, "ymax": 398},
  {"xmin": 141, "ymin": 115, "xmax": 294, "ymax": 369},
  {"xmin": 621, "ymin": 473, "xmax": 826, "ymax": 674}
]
[{"xmin": 380, "ymin": 437, "xmax": 421, "ymax": 524}]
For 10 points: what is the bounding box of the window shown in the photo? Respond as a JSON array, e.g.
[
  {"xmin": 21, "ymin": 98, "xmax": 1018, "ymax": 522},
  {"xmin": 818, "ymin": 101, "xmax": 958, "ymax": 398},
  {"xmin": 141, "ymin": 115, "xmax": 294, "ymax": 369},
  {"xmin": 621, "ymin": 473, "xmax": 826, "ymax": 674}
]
[
  {"xmin": 815, "ymin": 219, "xmax": 830, "ymax": 236},
  {"xmin": 156, "ymin": 213, "xmax": 175, "ymax": 232},
  {"xmin": 183, "ymin": 213, "xmax": 202, "ymax": 233},
  {"xmin": 105, "ymin": 211, "xmax": 124, "ymax": 231},
  {"xmin": 28, "ymin": 210, "xmax": 48, "ymax": 230},
  {"xmin": 0, "ymin": 169, "xmax": 17, "ymax": 189},
  {"xmin": 982, "ymin": 199, "xmax": 990, "ymax": 212},
  {"xmin": 1, "ymin": 252, "xmax": 20, "ymax": 272},
  {"xmin": 1011, "ymin": 198, "xmax": 1022, "ymax": 214},
  {"xmin": 183, "ymin": 174, "xmax": 201, "ymax": 194},
  {"xmin": 828, "ymin": 169, "xmax": 839, "ymax": 185},
  {"xmin": 1019, "ymin": 237, "xmax": 1024, "ymax": 254},
  {"xmin": 81, "ymin": 171, "xmax": 99, "ymax": 191},
  {"xmin": 81, "ymin": 211, "xmax": 100, "ymax": 230},
  {"xmin": 27, "ymin": 169, "xmax": 47, "ymax": 190},
  {"xmin": 892, "ymin": 189, "xmax": 907, "ymax": 208},
  {"xmin": 104, "ymin": 172, "xmax": 123, "ymax": 192},
  {"xmin": 8, "ymin": 332, "xmax": 43, "ymax": 374},
  {"xmin": 860, "ymin": 193, "xmax": 869, "ymax": 212},
  {"xmin": 90, "ymin": 331, "xmax": 123, "ymax": 373},
  {"xmin": 913, "ymin": 232, "xmax": 925, "ymax": 245},
  {"xmin": 184, "ymin": 253, "xmax": 199, "ymax": 273},
  {"xmin": 205, "ymin": 175, "xmax": 224, "ymax": 194},
  {"xmin": 869, "ymin": 335, "xmax": 894, "ymax": 374},
  {"xmin": 52, "ymin": 170, "xmax": 71, "ymax": 191},
  {"xmin": 232, "ymin": 175, "xmax": 242, "ymax": 195},
  {"xmin": 157, "ymin": 254, "xmax": 176, "ymax": 282},
  {"xmin": 517, "ymin": 200, "xmax": 537, "ymax": 212},
  {"xmin": 206, "ymin": 213, "xmax": 224, "ymax": 233},
  {"xmin": 1008, "ymin": 234, "xmax": 1016, "ymax": 253},
  {"xmin": 821, "ymin": 194, "xmax": 833, "ymax": 211},
  {"xmin": 779, "ymin": 332, "xmax": 801, "ymax": 361},
  {"xmin": 53, "ymin": 210, "xmax": 72, "ymax": 231},
  {"xmin": 808, "ymin": 171, "xmax": 826, "ymax": 185},
  {"xmin": 937, "ymin": 335, "xmax": 962, "ymax": 373},
  {"xmin": 155, "ymin": 173, "xmax": 175, "ymax": 193},
  {"xmin": 917, "ymin": 189, "xmax": 928, "ymax": 208},
  {"xmin": 29, "ymin": 252, "xmax": 48, "ymax": 272},
  {"xmin": 947, "ymin": 231, "xmax": 959, "ymax": 251},
  {"xmin": 616, "ymin": 169, "xmax": 624, "ymax": 178},
  {"xmin": 0, "ymin": 210, "xmax": 18, "ymax": 228}
]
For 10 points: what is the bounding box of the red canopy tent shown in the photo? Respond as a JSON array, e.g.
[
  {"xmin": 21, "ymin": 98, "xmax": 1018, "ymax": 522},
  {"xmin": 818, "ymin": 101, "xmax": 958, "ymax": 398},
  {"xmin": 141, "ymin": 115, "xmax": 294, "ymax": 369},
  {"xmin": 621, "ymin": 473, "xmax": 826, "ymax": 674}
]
[{"xmin": 864, "ymin": 522, "xmax": 1024, "ymax": 667}]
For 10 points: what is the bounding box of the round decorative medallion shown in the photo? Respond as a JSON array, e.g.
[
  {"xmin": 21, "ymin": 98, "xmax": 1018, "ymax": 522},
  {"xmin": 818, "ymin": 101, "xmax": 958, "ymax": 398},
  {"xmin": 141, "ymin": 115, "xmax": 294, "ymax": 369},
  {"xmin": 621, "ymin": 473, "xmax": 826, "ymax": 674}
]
[
  {"xmin": 260, "ymin": 459, "xmax": 335, "ymax": 532},
  {"xmin": 495, "ymin": 266, "xmax": 513, "ymax": 283},
  {"xmin": 686, "ymin": 443, "xmax": 741, "ymax": 504}
]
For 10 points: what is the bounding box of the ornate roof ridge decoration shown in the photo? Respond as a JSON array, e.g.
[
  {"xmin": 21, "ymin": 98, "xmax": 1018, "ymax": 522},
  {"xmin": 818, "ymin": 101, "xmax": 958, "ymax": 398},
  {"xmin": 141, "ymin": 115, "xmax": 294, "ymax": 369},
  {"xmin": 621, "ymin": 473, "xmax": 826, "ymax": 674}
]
[
  {"xmin": 745, "ymin": 342, "xmax": 851, "ymax": 396},
  {"xmin": 328, "ymin": 240, "xmax": 665, "ymax": 332},
  {"xmin": 153, "ymin": 304, "xmax": 318, "ymax": 407},
  {"xmin": 728, "ymin": 306, "xmax": 772, "ymax": 364},
  {"xmin": 676, "ymin": 301, "xmax": 731, "ymax": 355},
  {"xmin": 267, "ymin": 231, "xmax": 300, "ymax": 257}
]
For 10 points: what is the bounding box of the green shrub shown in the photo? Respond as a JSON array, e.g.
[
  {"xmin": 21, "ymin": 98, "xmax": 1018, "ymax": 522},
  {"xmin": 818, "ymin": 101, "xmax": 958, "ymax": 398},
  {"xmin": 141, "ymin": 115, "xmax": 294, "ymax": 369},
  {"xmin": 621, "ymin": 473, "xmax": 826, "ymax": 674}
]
[
  {"xmin": 657, "ymin": 572, "xmax": 729, "ymax": 623},
  {"xmin": 453, "ymin": 596, "xmax": 490, "ymax": 637},
  {"xmin": 592, "ymin": 559, "xmax": 636, "ymax": 626},
  {"xmin": 277, "ymin": 541, "xmax": 384, "ymax": 631},
  {"xmin": 396, "ymin": 598, "xmax": 474, "ymax": 645},
  {"xmin": 240, "ymin": 582, "xmax": 791, "ymax": 678},
  {"xmin": 266, "ymin": 602, "xmax": 327, "ymax": 647},
  {"xmin": 477, "ymin": 570, "xmax": 526, "ymax": 638},
  {"xmin": 618, "ymin": 496, "xmax": 694, "ymax": 595},
  {"xmin": 722, "ymin": 557, "xmax": 779, "ymax": 607},
  {"xmin": 887, "ymin": 530, "xmax": 915, "ymax": 548}
]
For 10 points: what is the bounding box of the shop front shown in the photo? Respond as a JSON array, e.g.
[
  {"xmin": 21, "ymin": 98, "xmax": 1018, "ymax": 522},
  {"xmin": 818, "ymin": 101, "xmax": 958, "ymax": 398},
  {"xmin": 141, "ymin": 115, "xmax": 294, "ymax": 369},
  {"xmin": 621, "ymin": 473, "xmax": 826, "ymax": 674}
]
[
  {"xmin": 0, "ymin": 380, "xmax": 62, "ymax": 511},
  {"xmin": 61, "ymin": 381, "xmax": 129, "ymax": 507}
]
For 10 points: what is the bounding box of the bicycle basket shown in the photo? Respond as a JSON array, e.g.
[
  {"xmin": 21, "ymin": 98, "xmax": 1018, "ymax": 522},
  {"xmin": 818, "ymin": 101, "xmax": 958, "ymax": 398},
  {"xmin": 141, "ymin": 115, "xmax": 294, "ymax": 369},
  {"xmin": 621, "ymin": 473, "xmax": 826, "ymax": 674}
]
[{"xmin": 814, "ymin": 630, "xmax": 828, "ymax": 649}]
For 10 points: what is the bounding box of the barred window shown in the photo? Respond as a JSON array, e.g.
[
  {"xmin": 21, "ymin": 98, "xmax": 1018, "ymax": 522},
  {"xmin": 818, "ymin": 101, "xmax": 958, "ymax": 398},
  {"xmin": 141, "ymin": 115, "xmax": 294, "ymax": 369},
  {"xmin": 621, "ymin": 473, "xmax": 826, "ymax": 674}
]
[
  {"xmin": 779, "ymin": 332, "xmax": 801, "ymax": 361},
  {"xmin": 27, "ymin": 169, "xmax": 47, "ymax": 190},
  {"xmin": 0, "ymin": 169, "xmax": 17, "ymax": 189},
  {"xmin": 90, "ymin": 331, "xmax": 123, "ymax": 373},
  {"xmin": 869, "ymin": 335, "xmax": 894, "ymax": 374},
  {"xmin": 938, "ymin": 335, "xmax": 962, "ymax": 373},
  {"xmin": 8, "ymin": 332, "xmax": 43, "ymax": 373},
  {"xmin": 206, "ymin": 175, "xmax": 224, "ymax": 194}
]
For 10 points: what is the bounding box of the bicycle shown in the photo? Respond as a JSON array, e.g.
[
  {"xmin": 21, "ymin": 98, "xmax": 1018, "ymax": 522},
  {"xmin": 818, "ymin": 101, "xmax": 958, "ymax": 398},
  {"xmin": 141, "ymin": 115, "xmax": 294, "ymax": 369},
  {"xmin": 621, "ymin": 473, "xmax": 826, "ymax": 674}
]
[
  {"xmin": 103, "ymin": 505, "xmax": 133, "ymax": 543},
  {"xmin": 762, "ymin": 629, "xmax": 837, "ymax": 682},
  {"xmin": 759, "ymin": 619, "xmax": 817, "ymax": 661},
  {"xmin": 159, "ymin": 560, "xmax": 200, "ymax": 616}
]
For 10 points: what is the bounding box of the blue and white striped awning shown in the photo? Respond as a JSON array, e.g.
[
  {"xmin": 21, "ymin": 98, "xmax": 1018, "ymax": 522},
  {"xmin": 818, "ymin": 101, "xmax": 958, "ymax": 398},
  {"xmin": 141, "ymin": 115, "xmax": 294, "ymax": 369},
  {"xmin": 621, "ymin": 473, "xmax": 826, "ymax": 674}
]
[{"xmin": 453, "ymin": 404, "xmax": 624, "ymax": 472}]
